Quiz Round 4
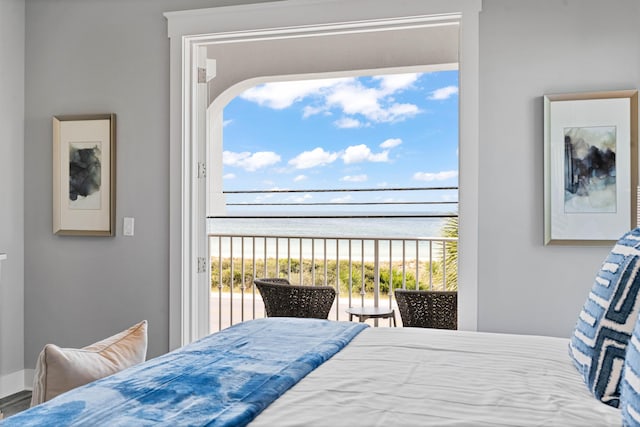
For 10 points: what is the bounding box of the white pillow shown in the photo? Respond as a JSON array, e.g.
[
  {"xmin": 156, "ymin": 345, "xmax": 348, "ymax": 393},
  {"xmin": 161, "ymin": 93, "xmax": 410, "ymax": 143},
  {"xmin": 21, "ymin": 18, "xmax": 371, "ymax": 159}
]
[{"xmin": 30, "ymin": 320, "xmax": 147, "ymax": 406}]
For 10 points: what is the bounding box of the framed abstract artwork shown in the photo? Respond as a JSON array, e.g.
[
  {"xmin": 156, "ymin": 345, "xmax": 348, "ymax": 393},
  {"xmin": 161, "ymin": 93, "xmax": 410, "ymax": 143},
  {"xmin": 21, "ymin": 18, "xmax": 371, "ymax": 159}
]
[
  {"xmin": 544, "ymin": 90, "xmax": 638, "ymax": 245},
  {"xmin": 53, "ymin": 114, "xmax": 116, "ymax": 236}
]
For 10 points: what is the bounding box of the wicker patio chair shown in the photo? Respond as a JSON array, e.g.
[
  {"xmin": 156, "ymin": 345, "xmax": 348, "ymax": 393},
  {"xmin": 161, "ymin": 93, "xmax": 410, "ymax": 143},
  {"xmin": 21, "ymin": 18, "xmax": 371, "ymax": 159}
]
[
  {"xmin": 394, "ymin": 289, "xmax": 458, "ymax": 329},
  {"xmin": 256, "ymin": 277, "xmax": 291, "ymax": 285},
  {"xmin": 254, "ymin": 278, "xmax": 336, "ymax": 319}
]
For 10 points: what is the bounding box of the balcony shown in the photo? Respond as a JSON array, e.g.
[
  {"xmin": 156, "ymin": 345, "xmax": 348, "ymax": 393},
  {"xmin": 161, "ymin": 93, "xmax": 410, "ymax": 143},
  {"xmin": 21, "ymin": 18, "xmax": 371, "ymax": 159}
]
[
  {"xmin": 209, "ymin": 186, "xmax": 458, "ymax": 331},
  {"xmin": 209, "ymin": 232, "xmax": 457, "ymax": 331}
]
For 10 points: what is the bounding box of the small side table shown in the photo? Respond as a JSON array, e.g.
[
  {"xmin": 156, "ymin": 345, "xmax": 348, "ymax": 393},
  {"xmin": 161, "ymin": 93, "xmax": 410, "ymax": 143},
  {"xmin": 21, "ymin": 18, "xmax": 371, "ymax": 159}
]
[{"xmin": 346, "ymin": 306, "xmax": 397, "ymax": 327}]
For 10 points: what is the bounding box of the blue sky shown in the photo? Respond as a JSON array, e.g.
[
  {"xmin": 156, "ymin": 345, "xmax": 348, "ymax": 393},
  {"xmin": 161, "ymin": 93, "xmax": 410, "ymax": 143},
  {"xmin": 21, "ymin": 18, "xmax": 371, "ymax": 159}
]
[{"xmin": 222, "ymin": 70, "xmax": 458, "ymax": 214}]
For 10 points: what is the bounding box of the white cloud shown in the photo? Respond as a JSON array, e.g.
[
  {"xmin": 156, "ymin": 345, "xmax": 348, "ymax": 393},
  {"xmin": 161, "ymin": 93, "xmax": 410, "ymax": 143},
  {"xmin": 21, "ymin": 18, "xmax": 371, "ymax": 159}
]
[
  {"xmin": 223, "ymin": 151, "xmax": 248, "ymax": 165},
  {"xmin": 334, "ymin": 117, "xmax": 363, "ymax": 129},
  {"xmin": 240, "ymin": 73, "xmax": 423, "ymax": 125},
  {"xmin": 325, "ymin": 77, "xmax": 421, "ymax": 123},
  {"xmin": 288, "ymin": 147, "xmax": 340, "ymax": 169},
  {"xmin": 240, "ymin": 77, "xmax": 353, "ymax": 109},
  {"xmin": 428, "ymin": 85, "xmax": 459, "ymax": 100},
  {"xmin": 254, "ymin": 193, "xmax": 274, "ymax": 202},
  {"xmin": 293, "ymin": 174, "xmax": 307, "ymax": 182},
  {"xmin": 223, "ymin": 173, "xmax": 236, "ymax": 179},
  {"xmin": 386, "ymin": 103, "xmax": 420, "ymax": 119},
  {"xmin": 326, "ymin": 83, "xmax": 381, "ymax": 118},
  {"xmin": 223, "ymin": 119, "xmax": 233, "ymax": 127},
  {"xmin": 331, "ymin": 195, "xmax": 352, "ymax": 203},
  {"xmin": 375, "ymin": 73, "xmax": 420, "ymax": 94},
  {"xmin": 342, "ymin": 144, "xmax": 389, "ymax": 164},
  {"xmin": 341, "ymin": 174, "xmax": 368, "ymax": 182},
  {"xmin": 326, "ymin": 82, "xmax": 420, "ymax": 122},
  {"xmin": 288, "ymin": 194, "xmax": 312, "ymax": 203},
  {"xmin": 413, "ymin": 170, "xmax": 459, "ymax": 181},
  {"xmin": 379, "ymin": 138, "xmax": 402, "ymax": 149},
  {"xmin": 223, "ymin": 150, "xmax": 281, "ymax": 172},
  {"xmin": 302, "ymin": 105, "xmax": 327, "ymax": 118}
]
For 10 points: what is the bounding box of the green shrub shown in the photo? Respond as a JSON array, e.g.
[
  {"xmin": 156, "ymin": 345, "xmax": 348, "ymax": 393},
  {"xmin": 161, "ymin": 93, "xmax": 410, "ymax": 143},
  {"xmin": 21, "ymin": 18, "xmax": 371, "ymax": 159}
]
[{"xmin": 210, "ymin": 218, "xmax": 459, "ymax": 294}]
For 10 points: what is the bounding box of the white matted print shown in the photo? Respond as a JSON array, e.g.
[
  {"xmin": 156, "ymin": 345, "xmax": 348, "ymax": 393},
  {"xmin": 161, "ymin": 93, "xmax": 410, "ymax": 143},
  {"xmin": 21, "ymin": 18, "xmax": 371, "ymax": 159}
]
[
  {"xmin": 563, "ymin": 126, "xmax": 616, "ymax": 214},
  {"xmin": 544, "ymin": 91, "xmax": 637, "ymax": 245},
  {"xmin": 53, "ymin": 114, "xmax": 116, "ymax": 236}
]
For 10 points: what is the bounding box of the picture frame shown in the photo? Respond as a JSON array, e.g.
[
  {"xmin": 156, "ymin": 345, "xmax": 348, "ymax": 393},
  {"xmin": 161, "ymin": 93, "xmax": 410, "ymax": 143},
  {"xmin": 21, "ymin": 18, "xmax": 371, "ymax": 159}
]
[
  {"xmin": 53, "ymin": 114, "xmax": 116, "ymax": 236},
  {"xmin": 544, "ymin": 90, "xmax": 638, "ymax": 245}
]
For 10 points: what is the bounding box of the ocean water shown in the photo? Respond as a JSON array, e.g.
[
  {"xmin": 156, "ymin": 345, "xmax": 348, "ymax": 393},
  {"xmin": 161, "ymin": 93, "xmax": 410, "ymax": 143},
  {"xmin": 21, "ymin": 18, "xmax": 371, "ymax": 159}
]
[
  {"xmin": 207, "ymin": 216, "xmax": 452, "ymax": 261},
  {"xmin": 207, "ymin": 216, "xmax": 449, "ymax": 239}
]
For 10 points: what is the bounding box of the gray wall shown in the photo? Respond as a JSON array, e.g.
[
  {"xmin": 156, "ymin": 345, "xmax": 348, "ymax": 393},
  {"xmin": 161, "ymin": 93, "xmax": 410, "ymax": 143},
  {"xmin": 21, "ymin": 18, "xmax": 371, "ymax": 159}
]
[
  {"xmin": 21, "ymin": 0, "xmax": 640, "ymax": 369},
  {"xmin": 478, "ymin": 0, "xmax": 640, "ymax": 336},
  {"xmin": 22, "ymin": 0, "xmax": 272, "ymax": 368},
  {"xmin": 0, "ymin": 0, "xmax": 25, "ymax": 385},
  {"xmin": 24, "ymin": 0, "xmax": 223, "ymax": 366}
]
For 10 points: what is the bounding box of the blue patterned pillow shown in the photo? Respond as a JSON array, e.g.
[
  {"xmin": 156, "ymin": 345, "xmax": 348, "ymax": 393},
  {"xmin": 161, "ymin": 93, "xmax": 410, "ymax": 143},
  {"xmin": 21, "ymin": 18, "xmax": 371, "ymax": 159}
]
[
  {"xmin": 621, "ymin": 317, "xmax": 640, "ymax": 425},
  {"xmin": 569, "ymin": 228, "xmax": 640, "ymax": 408}
]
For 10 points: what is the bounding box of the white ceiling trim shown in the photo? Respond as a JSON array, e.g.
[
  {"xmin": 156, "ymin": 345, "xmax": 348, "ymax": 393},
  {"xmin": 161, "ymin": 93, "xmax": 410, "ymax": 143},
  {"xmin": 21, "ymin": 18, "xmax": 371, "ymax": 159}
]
[{"xmin": 165, "ymin": 0, "xmax": 479, "ymax": 39}]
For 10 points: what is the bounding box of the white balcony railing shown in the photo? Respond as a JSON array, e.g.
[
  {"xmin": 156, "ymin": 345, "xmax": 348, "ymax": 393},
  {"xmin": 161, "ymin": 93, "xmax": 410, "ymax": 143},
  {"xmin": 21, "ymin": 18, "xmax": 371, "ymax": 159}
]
[{"xmin": 209, "ymin": 233, "xmax": 457, "ymax": 332}]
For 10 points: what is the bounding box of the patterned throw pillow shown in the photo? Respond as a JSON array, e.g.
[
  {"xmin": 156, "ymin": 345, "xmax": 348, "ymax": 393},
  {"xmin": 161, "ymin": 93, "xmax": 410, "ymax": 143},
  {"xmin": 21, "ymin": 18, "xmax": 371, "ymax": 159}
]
[
  {"xmin": 621, "ymin": 317, "xmax": 640, "ymax": 425},
  {"xmin": 569, "ymin": 228, "xmax": 640, "ymax": 408}
]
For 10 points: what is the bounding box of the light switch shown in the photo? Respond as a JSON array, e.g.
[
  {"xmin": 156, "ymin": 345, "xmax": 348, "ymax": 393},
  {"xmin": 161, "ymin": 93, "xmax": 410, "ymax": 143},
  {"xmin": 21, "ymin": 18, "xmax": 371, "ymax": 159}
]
[{"xmin": 123, "ymin": 217, "xmax": 135, "ymax": 236}]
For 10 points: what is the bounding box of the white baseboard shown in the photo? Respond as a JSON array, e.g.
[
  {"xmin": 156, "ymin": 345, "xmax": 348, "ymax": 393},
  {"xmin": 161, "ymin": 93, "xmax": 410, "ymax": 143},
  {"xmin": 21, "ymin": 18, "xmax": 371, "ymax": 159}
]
[
  {"xmin": 0, "ymin": 369, "xmax": 34, "ymax": 399},
  {"xmin": 23, "ymin": 369, "xmax": 34, "ymax": 391}
]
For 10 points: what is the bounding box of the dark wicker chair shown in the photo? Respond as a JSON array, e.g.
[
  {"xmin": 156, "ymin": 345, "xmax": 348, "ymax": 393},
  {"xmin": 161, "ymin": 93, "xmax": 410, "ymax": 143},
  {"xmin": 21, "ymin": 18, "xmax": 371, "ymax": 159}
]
[
  {"xmin": 394, "ymin": 289, "xmax": 458, "ymax": 329},
  {"xmin": 254, "ymin": 278, "xmax": 336, "ymax": 319}
]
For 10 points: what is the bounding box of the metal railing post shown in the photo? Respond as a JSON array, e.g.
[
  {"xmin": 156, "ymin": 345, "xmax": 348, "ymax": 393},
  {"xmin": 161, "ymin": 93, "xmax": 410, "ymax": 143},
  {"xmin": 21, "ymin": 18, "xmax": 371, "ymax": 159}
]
[{"xmin": 207, "ymin": 233, "xmax": 457, "ymax": 330}]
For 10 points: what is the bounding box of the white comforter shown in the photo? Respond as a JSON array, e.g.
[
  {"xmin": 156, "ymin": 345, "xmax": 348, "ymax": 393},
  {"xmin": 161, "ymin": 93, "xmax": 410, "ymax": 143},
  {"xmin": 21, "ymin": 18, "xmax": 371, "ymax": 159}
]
[{"xmin": 251, "ymin": 328, "xmax": 621, "ymax": 426}]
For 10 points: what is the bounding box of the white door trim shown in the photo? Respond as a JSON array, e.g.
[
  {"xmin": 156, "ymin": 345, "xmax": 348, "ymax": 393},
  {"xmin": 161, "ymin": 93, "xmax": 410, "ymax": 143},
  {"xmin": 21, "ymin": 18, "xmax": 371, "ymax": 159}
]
[{"xmin": 166, "ymin": 0, "xmax": 481, "ymax": 349}]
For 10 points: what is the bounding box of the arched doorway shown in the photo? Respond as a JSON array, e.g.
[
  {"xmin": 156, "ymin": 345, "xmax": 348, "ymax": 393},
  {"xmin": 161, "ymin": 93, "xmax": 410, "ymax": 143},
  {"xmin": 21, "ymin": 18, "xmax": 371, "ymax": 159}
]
[{"xmin": 165, "ymin": 0, "xmax": 481, "ymax": 348}]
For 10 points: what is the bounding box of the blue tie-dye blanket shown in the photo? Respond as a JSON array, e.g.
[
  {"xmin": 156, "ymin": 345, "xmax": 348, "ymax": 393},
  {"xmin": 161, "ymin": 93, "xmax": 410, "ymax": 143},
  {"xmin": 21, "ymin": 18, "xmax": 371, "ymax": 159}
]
[{"xmin": 1, "ymin": 318, "xmax": 368, "ymax": 427}]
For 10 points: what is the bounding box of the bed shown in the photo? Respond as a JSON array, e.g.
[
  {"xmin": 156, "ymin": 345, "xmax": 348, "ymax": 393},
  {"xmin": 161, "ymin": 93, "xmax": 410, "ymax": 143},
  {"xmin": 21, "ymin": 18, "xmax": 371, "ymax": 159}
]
[
  {"xmin": 0, "ymin": 317, "xmax": 623, "ymax": 426},
  {"xmin": 252, "ymin": 326, "xmax": 621, "ymax": 427},
  {"xmin": 6, "ymin": 231, "xmax": 640, "ymax": 426}
]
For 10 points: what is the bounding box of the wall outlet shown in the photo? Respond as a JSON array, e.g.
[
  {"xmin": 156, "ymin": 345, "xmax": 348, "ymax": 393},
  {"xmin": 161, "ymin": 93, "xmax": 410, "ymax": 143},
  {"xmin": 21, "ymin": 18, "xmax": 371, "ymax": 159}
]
[{"xmin": 123, "ymin": 217, "xmax": 135, "ymax": 236}]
